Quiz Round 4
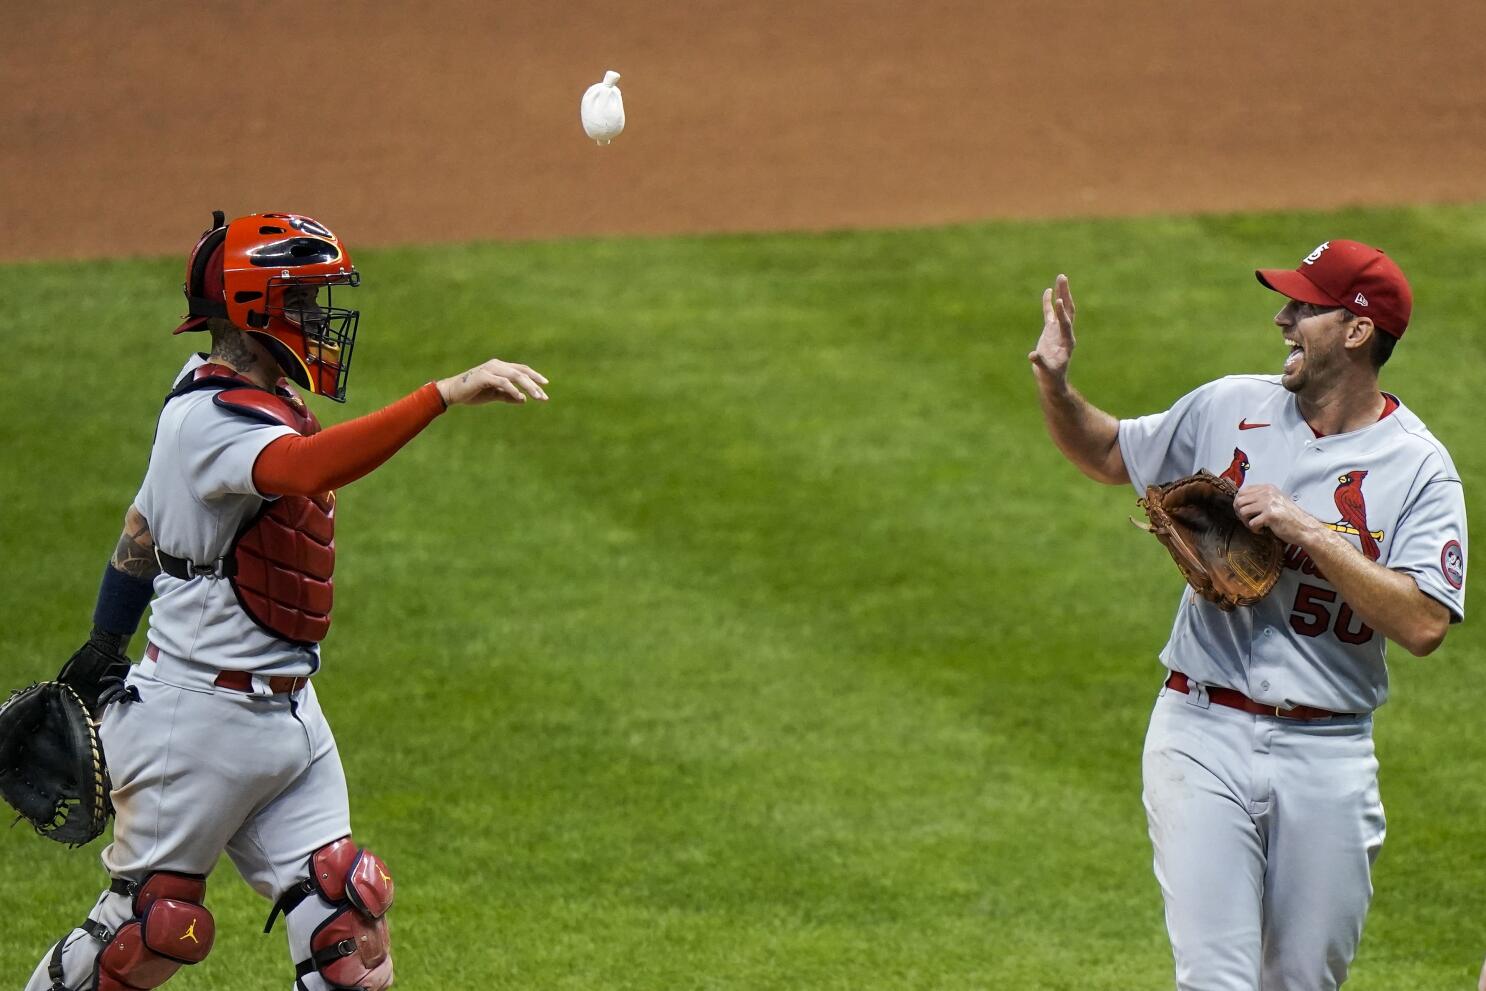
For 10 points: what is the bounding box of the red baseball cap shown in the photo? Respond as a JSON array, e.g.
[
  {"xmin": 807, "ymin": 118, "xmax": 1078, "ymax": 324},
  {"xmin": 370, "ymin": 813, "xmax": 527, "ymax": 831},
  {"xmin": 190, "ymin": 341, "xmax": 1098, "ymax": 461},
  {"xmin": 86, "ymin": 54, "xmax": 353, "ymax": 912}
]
[{"xmin": 1256, "ymin": 239, "xmax": 1413, "ymax": 338}]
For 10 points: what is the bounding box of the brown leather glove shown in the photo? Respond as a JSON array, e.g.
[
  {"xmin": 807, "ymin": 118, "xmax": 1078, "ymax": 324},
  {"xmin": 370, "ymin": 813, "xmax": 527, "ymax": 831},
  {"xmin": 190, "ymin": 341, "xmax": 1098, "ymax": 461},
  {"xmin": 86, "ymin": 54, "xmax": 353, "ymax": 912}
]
[{"xmin": 1133, "ymin": 470, "xmax": 1283, "ymax": 611}]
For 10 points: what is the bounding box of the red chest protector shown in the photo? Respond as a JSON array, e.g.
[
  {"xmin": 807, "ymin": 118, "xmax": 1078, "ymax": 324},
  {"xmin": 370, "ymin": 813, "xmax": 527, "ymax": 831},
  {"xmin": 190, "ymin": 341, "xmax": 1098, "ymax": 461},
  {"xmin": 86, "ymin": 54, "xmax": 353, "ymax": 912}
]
[{"xmin": 172, "ymin": 362, "xmax": 335, "ymax": 645}]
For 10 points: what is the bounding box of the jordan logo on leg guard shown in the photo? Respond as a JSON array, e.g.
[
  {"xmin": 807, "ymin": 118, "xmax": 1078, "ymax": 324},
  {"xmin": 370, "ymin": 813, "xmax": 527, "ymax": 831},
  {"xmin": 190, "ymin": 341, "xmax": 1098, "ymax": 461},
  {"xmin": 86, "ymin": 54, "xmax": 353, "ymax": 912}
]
[{"xmin": 180, "ymin": 918, "xmax": 200, "ymax": 943}]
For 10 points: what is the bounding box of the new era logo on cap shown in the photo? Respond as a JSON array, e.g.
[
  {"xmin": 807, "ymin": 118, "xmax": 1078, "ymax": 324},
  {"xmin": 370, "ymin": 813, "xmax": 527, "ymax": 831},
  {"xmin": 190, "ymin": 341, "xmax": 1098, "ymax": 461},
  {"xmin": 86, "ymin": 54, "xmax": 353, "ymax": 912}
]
[{"xmin": 1255, "ymin": 239, "xmax": 1413, "ymax": 338}]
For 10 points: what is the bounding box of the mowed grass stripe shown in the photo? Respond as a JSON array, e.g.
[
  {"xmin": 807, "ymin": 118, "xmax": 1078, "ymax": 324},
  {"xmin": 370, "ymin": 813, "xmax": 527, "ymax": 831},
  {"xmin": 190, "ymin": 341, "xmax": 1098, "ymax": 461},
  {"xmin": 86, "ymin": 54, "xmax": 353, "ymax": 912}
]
[{"xmin": 3, "ymin": 204, "xmax": 1484, "ymax": 988}]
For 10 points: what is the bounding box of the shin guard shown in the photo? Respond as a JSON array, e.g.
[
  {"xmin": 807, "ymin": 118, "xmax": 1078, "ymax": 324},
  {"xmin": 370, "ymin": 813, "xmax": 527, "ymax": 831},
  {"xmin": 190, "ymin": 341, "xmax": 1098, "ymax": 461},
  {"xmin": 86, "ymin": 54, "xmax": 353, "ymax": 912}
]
[{"xmin": 271, "ymin": 837, "xmax": 394, "ymax": 991}]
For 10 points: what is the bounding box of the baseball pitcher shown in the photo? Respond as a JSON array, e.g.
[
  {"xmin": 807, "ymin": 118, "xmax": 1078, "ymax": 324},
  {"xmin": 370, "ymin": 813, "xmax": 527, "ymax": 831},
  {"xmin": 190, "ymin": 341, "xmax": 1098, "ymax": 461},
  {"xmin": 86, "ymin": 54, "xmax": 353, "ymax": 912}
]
[{"xmin": 1029, "ymin": 240, "xmax": 1467, "ymax": 990}]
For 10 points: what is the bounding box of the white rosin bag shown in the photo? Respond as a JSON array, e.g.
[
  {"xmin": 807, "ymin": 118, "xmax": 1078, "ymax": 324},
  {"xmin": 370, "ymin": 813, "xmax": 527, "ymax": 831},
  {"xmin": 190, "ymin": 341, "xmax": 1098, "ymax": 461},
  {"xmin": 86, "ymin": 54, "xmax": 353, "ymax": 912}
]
[{"xmin": 581, "ymin": 71, "xmax": 625, "ymax": 145}]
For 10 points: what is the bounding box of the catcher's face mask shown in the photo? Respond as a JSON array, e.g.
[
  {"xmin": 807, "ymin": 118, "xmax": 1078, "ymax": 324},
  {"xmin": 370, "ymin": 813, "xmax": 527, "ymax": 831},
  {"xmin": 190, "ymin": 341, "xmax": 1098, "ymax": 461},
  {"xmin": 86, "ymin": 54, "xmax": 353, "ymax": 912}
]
[{"xmin": 260, "ymin": 275, "xmax": 360, "ymax": 402}]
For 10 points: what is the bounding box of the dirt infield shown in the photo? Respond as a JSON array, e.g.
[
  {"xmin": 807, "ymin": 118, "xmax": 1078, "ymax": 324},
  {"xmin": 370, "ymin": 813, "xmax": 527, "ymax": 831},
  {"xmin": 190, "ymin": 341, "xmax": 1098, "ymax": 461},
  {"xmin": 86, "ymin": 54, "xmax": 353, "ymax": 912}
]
[{"xmin": 5, "ymin": 1, "xmax": 1486, "ymax": 262}]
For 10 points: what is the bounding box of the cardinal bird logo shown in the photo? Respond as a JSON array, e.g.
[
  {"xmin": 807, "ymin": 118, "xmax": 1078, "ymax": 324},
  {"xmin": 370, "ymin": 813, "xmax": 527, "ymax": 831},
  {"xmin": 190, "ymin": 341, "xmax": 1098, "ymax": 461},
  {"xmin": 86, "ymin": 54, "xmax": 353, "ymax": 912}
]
[
  {"xmin": 1329, "ymin": 470, "xmax": 1383, "ymax": 561},
  {"xmin": 1219, "ymin": 448, "xmax": 1249, "ymax": 487}
]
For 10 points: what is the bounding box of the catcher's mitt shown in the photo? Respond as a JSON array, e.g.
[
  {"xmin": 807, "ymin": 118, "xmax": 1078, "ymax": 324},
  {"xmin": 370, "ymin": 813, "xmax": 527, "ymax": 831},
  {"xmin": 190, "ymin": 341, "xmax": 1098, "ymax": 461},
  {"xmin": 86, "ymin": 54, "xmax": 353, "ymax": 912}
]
[
  {"xmin": 0, "ymin": 681, "xmax": 111, "ymax": 847},
  {"xmin": 1133, "ymin": 470, "xmax": 1283, "ymax": 611}
]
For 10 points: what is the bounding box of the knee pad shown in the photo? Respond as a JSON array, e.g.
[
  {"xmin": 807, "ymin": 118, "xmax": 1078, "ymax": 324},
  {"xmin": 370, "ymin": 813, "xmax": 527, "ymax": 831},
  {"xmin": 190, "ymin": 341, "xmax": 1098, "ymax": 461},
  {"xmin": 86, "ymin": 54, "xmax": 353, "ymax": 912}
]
[
  {"xmin": 90, "ymin": 873, "xmax": 214, "ymax": 991},
  {"xmin": 268, "ymin": 837, "xmax": 395, "ymax": 991}
]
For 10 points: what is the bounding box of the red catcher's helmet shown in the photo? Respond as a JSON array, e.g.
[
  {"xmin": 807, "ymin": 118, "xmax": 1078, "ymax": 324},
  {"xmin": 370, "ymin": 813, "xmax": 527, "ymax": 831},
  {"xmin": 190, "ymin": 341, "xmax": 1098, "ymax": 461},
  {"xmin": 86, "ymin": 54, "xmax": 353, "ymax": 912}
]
[{"xmin": 176, "ymin": 210, "xmax": 360, "ymax": 402}]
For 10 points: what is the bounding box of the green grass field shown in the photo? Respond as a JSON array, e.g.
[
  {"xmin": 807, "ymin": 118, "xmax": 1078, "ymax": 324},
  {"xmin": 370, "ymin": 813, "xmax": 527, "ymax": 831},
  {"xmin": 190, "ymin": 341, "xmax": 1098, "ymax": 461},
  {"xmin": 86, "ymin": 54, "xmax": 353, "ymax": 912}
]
[{"xmin": 4, "ymin": 205, "xmax": 1486, "ymax": 989}]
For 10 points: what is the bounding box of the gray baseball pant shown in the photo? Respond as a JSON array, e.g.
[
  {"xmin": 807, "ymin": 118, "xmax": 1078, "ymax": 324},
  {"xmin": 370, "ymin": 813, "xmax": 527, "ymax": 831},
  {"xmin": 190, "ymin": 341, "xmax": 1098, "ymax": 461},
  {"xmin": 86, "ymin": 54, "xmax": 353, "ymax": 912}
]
[
  {"xmin": 25, "ymin": 661, "xmax": 352, "ymax": 991},
  {"xmin": 1142, "ymin": 681, "xmax": 1386, "ymax": 991}
]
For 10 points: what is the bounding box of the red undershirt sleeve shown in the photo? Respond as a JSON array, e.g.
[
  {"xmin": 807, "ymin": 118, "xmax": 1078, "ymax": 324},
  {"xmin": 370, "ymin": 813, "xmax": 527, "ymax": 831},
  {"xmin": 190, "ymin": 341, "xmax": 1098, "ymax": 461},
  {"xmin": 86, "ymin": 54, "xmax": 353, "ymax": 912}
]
[{"xmin": 252, "ymin": 383, "xmax": 447, "ymax": 496}]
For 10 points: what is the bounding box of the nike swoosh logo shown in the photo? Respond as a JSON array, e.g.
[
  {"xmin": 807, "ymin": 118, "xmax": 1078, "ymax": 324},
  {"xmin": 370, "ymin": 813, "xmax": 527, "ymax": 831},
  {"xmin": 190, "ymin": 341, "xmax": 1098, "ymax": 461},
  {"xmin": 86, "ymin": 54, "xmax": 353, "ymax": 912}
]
[{"xmin": 1238, "ymin": 420, "xmax": 1270, "ymax": 430}]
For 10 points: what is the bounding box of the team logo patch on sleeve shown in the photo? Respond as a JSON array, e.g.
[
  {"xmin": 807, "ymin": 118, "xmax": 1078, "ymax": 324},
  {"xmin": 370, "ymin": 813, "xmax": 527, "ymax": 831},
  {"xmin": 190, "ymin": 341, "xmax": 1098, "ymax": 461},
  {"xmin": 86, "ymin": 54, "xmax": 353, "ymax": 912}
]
[{"xmin": 1441, "ymin": 540, "xmax": 1465, "ymax": 590}]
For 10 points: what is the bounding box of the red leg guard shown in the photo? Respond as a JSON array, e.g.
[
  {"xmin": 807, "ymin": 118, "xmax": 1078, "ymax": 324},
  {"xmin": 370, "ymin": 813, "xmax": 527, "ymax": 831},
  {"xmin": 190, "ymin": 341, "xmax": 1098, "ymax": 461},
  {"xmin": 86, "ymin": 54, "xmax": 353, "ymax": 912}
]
[
  {"xmin": 301, "ymin": 907, "xmax": 394, "ymax": 990},
  {"xmin": 307, "ymin": 837, "xmax": 394, "ymax": 914},
  {"xmin": 286, "ymin": 837, "xmax": 394, "ymax": 991},
  {"xmin": 92, "ymin": 873, "xmax": 213, "ymax": 991}
]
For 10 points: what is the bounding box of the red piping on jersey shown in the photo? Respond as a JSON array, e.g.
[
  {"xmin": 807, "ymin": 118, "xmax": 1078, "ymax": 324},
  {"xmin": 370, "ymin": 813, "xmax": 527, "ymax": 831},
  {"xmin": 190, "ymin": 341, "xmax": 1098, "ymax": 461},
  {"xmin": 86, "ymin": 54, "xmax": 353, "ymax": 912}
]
[
  {"xmin": 252, "ymin": 383, "xmax": 447, "ymax": 497},
  {"xmin": 1308, "ymin": 392, "xmax": 1399, "ymax": 439}
]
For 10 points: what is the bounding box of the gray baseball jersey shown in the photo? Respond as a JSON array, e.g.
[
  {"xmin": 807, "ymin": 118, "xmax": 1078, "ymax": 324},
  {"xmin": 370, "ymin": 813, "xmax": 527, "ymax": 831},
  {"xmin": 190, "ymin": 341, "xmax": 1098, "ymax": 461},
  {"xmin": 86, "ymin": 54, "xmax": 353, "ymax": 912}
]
[
  {"xmin": 1121, "ymin": 372, "xmax": 1466, "ymax": 991},
  {"xmin": 1119, "ymin": 373, "xmax": 1467, "ymax": 713},
  {"xmin": 134, "ymin": 355, "xmax": 318, "ymax": 677}
]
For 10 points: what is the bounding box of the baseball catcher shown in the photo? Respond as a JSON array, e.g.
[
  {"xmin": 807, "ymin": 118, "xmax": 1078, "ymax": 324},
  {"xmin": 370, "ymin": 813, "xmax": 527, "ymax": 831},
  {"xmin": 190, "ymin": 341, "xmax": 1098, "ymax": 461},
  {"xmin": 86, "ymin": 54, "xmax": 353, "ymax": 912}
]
[{"xmin": 22, "ymin": 210, "xmax": 549, "ymax": 991}]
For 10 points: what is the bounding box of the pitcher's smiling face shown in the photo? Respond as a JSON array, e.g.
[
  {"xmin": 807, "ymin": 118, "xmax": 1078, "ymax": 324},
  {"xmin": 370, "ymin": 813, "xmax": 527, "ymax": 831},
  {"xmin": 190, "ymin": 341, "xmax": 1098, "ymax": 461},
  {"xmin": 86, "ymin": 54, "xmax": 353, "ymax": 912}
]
[{"xmin": 1275, "ymin": 299, "xmax": 1352, "ymax": 394}]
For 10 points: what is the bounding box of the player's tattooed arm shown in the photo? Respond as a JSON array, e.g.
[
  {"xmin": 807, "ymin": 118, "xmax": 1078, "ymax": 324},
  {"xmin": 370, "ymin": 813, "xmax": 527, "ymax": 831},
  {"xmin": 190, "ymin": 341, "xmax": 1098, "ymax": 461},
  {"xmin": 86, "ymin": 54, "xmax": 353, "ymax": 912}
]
[
  {"xmin": 77, "ymin": 505, "xmax": 159, "ymax": 658},
  {"xmin": 111, "ymin": 505, "xmax": 160, "ymax": 580}
]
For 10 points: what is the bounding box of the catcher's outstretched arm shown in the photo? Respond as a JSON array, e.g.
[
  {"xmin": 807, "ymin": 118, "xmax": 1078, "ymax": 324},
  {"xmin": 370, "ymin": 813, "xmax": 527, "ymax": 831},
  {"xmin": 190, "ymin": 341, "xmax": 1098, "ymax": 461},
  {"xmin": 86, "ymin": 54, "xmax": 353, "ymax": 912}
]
[
  {"xmin": 1028, "ymin": 275, "xmax": 1129, "ymax": 486},
  {"xmin": 252, "ymin": 383, "xmax": 446, "ymax": 497},
  {"xmin": 251, "ymin": 358, "xmax": 549, "ymax": 498}
]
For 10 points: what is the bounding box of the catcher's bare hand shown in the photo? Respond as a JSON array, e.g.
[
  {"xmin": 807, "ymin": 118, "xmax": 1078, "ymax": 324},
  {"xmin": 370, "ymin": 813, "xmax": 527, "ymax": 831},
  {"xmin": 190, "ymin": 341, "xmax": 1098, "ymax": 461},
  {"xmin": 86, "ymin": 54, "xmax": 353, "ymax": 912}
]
[
  {"xmin": 437, "ymin": 359, "xmax": 549, "ymax": 407},
  {"xmin": 1234, "ymin": 483, "xmax": 1318, "ymax": 545},
  {"xmin": 1029, "ymin": 274, "xmax": 1076, "ymax": 386}
]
